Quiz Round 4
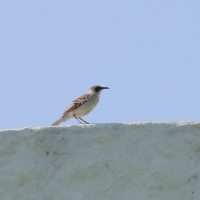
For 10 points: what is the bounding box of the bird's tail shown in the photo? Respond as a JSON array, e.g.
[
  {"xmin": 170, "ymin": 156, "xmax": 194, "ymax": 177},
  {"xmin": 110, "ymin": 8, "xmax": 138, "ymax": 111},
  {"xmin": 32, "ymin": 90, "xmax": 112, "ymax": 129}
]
[{"xmin": 51, "ymin": 118, "xmax": 63, "ymax": 126}]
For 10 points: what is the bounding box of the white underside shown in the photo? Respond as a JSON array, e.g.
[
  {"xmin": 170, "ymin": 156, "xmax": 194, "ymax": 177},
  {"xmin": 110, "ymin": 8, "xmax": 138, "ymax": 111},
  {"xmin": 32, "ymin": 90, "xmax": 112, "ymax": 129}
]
[{"xmin": 63, "ymin": 93, "xmax": 99, "ymax": 121}]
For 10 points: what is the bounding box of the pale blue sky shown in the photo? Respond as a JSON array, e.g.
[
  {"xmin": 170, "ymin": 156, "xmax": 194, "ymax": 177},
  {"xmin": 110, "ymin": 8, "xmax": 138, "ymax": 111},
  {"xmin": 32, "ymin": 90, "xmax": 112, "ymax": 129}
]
[{"xmin": 1, "ymin": 1, "xmax": 200, "ymax": 129}]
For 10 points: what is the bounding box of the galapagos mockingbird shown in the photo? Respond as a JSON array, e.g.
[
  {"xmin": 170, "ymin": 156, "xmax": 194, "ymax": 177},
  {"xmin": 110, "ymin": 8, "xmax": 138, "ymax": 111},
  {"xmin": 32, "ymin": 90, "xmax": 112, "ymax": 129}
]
[{"xmin": 51, "ymin": 85, "xmax": 109, "ymax": 126}]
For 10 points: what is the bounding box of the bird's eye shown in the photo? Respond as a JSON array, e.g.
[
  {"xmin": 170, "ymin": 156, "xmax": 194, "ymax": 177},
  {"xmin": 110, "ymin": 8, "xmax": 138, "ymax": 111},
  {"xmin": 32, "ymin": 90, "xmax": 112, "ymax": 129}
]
[{"xmin": 96, "ymin": 88, "xmax": 99, "ymax": 91}]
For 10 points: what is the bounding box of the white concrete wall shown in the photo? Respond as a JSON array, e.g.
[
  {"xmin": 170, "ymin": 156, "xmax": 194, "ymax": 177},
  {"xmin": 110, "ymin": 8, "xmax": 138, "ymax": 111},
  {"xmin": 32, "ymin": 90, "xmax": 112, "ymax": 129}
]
[{"xmin": 0, "ymin": 122, "xmax": 200, "ymax": 200}]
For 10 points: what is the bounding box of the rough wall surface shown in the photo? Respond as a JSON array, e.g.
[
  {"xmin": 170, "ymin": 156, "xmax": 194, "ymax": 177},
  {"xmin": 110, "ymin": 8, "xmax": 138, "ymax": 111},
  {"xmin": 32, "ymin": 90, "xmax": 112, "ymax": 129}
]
[{"xmin": 0, "ymin": 122, "xmax": 200, "ymax": 200}]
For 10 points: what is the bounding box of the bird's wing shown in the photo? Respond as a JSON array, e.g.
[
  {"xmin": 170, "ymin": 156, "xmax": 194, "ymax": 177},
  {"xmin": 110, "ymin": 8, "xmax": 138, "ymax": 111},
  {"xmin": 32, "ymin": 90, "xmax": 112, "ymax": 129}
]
[{"xmin": 61, "ymin": 93, "xmax": 90, "ymax": 118}]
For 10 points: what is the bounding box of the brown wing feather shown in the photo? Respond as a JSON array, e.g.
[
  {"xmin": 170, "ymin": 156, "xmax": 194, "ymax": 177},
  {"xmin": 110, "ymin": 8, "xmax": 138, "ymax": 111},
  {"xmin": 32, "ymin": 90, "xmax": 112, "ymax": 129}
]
[{"xmin": 61, "ymin": 94, "xmax": 90, "ymax": 118}]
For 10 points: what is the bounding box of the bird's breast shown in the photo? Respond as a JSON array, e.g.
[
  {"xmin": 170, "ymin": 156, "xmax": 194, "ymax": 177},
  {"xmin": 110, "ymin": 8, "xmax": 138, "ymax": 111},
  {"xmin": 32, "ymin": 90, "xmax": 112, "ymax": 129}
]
[{"xmin": 73, "ymin": 94, "xmax": 99, "ymax": 117}]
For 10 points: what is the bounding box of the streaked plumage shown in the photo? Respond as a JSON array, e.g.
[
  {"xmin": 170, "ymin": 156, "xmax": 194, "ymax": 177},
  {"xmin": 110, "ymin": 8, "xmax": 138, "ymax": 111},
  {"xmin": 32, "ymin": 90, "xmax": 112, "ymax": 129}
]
[{"xmin": 51, "ymin": 85, "xmax": 109, "ymax": 126}]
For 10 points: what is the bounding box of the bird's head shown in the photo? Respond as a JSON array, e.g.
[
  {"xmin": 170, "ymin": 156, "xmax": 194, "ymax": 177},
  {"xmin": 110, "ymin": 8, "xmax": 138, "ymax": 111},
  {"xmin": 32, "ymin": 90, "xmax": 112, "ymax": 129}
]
[{"xmin": 89, "ymin": 85, "xmax": 109, "ymax": 94}]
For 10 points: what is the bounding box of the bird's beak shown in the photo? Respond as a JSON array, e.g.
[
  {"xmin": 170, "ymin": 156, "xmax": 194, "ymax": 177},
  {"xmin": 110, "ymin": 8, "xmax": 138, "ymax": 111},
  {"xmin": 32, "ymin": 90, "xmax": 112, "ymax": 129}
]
[{"xmin": 101, "ymin": 87, "xmax": 109, "ymax": 89}]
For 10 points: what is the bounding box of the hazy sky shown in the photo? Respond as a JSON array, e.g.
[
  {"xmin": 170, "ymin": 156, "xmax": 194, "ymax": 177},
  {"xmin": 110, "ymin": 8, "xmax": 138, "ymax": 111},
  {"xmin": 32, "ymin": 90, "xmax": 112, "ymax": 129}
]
[{"xmin": 1, "ymin": 1, "xmax": 200, "ymax": 129}]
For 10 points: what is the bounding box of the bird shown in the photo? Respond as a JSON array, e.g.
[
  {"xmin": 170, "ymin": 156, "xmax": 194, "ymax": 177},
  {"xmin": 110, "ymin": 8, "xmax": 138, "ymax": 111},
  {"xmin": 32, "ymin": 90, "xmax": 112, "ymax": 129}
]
[{"xmin": 51, "ymin": 85, "xmax": 109, "ymax": 126}]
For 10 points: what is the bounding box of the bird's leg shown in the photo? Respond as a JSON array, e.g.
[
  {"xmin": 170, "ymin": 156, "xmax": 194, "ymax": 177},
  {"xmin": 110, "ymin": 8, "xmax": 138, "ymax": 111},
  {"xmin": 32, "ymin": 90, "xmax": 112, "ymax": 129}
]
[
  {"xmin": 74, "ymin": 114, "xmax": 82, "ymax": 124},
  {"xmin": 79, "ymin": 117, "xmax": 90, "ymax": 124}
]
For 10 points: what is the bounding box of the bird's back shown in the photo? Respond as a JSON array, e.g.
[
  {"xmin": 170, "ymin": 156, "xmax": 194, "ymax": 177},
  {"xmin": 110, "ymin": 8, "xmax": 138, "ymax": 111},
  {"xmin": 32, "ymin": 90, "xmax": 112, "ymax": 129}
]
[{"xmin": 73, "ymin": 93, "xmax": 100, "ymax": 117}]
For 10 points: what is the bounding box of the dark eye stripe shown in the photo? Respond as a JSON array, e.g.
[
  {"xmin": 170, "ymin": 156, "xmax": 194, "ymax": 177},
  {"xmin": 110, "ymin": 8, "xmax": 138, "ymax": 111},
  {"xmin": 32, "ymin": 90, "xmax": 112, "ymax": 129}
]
[{"xmin": 95, "ymin": 87, "xmax": 100, "ymax": 91}]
